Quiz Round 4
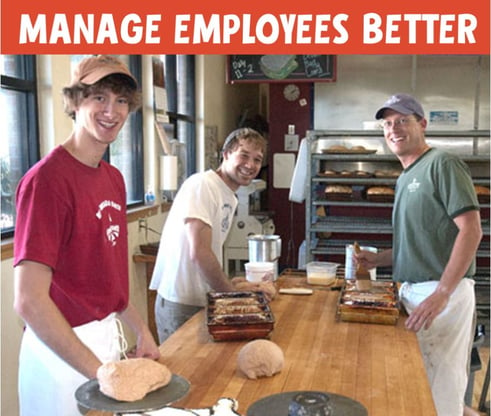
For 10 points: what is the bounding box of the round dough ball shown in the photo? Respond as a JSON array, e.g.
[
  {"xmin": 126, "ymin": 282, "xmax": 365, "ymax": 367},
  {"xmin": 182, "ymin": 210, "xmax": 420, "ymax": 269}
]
[{"xmin": 237, "ymin": 340, "xmax": 284, "ymax": 379}]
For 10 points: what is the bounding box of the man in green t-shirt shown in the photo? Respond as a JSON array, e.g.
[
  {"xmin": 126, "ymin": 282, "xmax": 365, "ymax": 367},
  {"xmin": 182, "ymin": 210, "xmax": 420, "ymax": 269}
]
[{"xmin": 356, "ymin": 93, "xmax": 482, "ymax": 416}]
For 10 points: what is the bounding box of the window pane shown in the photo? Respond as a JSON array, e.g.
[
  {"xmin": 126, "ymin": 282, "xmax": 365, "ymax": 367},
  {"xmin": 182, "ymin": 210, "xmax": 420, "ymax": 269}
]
[
  {"xmin": 1, "ymin": 55, "xmax": 36, "ymax": 236},
  {"xmin": 0, "ymin": 89, "xmax": 28, "ymax": 230},
  {"xmin": 176, "ymin": 55, "xmax": 194, "ymax": 116},
  {"xmin": 1, "ymin": 55, "xmax": 28, "ymax": 79},
  {"xmin": 163, "ymin": 55, "xmax": 196, "ymax": 175},
  {"xmin": 111, "ymin": 115, "xmax": 140, "ymax": 204}
]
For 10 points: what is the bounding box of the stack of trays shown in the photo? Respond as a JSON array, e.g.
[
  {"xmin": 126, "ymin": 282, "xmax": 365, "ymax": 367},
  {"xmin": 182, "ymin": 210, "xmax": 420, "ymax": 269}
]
[
  {"xmin": 337, "ymin": 281, "xmax": 400, "ymax": 325},
  {"xmin": 206, "ymin": 291, "xmax": 275, "ymax": 341}
]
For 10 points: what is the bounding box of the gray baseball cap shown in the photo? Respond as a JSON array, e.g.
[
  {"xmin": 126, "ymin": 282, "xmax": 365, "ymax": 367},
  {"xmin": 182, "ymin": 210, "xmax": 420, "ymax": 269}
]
[{"xmin": 375, "ymin": 93, "xmax": 425, "ymax": 120}]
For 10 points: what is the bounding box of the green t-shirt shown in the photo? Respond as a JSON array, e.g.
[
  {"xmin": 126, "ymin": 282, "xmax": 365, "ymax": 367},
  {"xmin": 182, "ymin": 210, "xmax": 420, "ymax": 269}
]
[{"xmin": 392, "ymin": 148, "xmax": 480, "ymax": 283}]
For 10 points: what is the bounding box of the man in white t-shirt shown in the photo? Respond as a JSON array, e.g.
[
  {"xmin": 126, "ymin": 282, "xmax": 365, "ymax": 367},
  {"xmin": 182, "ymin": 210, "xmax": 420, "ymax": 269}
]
[{"xmin": 150, "ymin": 128, "xmax": 267, "ymax": 343}]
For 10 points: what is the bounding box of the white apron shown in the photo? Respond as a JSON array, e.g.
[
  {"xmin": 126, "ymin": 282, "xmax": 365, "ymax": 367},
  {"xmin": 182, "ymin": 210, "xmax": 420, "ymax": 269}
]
[
  {"xmin": 399, "ymin": 278, "xmax": 475, "ymax": 416},
  {"xmin": 18, "ymin": 313, "xmax": 122, "ymax": 416}
]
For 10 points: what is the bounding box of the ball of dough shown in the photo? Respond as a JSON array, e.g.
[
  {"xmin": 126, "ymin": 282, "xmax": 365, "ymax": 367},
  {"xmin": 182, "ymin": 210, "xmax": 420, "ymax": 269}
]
[
  {"xmin": 97, "ymin": 358, "xmax": 172, "ymax": 402},
  {"xmin": 237, "ymin": 340, "xmax": 284, "ymax": 379}
]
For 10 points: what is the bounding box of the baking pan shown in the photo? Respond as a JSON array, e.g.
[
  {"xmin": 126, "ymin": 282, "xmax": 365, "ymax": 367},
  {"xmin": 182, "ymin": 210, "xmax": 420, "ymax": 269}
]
[
  {"xmin": 206, "ymin": 291, "xmax": 275, "ymax": 341},
  {"xmin": 337, "ymin": 281, "xmax": 400, "ymax": 325}
]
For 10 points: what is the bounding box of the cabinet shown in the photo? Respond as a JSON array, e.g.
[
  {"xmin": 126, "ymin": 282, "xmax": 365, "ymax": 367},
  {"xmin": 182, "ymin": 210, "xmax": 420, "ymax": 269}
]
[{"xmin": 305, "ymin": 129, "xmax": 490, "ymax": 323}]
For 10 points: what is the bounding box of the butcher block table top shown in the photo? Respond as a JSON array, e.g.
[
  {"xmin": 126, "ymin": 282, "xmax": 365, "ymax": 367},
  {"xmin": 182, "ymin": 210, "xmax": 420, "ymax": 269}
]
[{"xmin": 158, "ymin": 271, "xmax": 436, "ymax": 416}]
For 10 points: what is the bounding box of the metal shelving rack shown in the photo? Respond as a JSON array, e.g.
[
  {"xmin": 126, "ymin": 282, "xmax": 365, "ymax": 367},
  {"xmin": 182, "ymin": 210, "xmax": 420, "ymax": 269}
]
[{"xmin": 305, "ymin": 129, "xmax": 490, "ymax": 321}]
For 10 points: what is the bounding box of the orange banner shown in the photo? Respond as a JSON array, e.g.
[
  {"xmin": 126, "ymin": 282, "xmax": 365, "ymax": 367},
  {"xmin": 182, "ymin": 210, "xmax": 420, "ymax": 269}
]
[{"xmin": 1, "ymin": 0, "xmax": 489, "ymax": 54}]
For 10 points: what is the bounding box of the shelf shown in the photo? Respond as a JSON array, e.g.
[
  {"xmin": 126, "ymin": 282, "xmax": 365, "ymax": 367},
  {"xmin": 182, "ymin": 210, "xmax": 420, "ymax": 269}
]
[
  {"xmin": 313, "ymin": 177, "xmax": 398, "ymax": 185},
  {"xmin": 313, "ymin": 153, "xmax": 398, "ymax": 161},
  {"xmin": 312, "ymin": 216, "xmax": 393, "ymax": 234},
  {"xmin": 305, "ymin": 128, "xmax": 490, "ymax": 321},
  {"xmin": 314, "ymin": 200, "xmax": 394, "ymax": 208},
  {"xmin": 307, "ymin": 129, "xmax": 491, "ymax": 138}
]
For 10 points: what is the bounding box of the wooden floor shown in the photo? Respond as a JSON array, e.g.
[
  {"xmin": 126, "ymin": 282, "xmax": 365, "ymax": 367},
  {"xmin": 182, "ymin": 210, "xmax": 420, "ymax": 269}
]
[{"xmin": 470, "ymin": 345, "xmax": 490, "ymax": 415}]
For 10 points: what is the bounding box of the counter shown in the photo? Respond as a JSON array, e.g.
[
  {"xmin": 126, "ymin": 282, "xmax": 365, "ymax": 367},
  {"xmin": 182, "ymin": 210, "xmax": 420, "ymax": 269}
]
[{"xmin": 158, "ymin": 273, "xmax": 437, "ymax": 415}]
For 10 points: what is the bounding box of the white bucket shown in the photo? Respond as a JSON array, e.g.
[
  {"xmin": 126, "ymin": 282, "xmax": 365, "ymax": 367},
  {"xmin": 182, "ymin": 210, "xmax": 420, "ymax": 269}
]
[
  {"xmin": 345, "ymin": 244, "xmax": 377, "ymax": 280},
  {"xmin": 245, "ymin": 262, "xmax": 275, "ymax": 283}
]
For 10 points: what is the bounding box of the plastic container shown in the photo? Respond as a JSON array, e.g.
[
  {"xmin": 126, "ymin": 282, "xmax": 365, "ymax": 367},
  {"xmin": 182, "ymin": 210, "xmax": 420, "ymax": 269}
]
[
  {"xmin": 306, "ymin": 262, "xmax": 339, "ymax": 286},
  {"xmin": 245, "ymin": 262, "xmax": 275, "ymax": 283}
]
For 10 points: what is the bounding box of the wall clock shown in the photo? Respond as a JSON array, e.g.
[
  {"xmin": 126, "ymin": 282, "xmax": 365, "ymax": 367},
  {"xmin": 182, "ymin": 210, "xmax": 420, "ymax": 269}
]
[{"xmin": 283, "ymin": 83, "xmax": 300, "ymax": 101}]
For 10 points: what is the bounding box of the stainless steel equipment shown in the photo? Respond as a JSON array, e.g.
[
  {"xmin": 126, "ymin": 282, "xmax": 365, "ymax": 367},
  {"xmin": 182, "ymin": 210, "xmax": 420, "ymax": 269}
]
[
  {"xmin": 248, "ymin": 234, "xmax": 282, "ymax": 280},
  {"xmin": 223, "ymin": 179, "xmax": 275, "ymax": 276}
]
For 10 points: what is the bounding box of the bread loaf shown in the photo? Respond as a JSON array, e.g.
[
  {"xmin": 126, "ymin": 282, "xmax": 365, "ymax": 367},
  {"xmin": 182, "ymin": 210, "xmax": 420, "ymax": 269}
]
[
  {"xmin": 325, "ymin": 185, "xmax": 352, "ymax": 194},
  {"xmin": 366, "ymin": 186, "xmax": 395, "ymax": 196},
  {"xmin": 475, "ymin": 185, "xmax": 490, "ymax": 195},
  {"xmin": 374, "ymin": 169, "xmax": 401, "ymax": 178},
  {"xmin": 354, "ymin": 170, "xmax": 371, "ymax": 177},
  {"xmin": 97, "ymin": 358, "xmax": 172, "ymax": 402},
  {"xmin": 328, "ymin": 145, "xmax": 348, "ymax": 152},
  {"xmin": 321, "ymin": 169, "xmax": 338, "ymax": 177}
]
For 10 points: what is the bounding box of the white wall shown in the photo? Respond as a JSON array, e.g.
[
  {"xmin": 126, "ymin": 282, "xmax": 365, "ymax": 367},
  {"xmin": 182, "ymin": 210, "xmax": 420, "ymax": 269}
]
[{"xmin": 314, "ymin": 55, "xmax": 490, "ymax": 131}]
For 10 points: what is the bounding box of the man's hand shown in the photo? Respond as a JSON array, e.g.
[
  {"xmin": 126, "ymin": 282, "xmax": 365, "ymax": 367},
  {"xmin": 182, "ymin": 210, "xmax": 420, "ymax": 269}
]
[
  {"xmin": 405, "ymin": 290, "xmax": 449, "ymax": 331},
  {"xmin": 231, "ymin": 277, "xmax": 276, "ymax": 301}
]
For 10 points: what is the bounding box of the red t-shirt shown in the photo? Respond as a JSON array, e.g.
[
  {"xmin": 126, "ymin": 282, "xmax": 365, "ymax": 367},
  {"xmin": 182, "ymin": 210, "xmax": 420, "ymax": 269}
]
[{"xmin": 14, "ymin": 145, "xmax": 129, "ymax": 327}]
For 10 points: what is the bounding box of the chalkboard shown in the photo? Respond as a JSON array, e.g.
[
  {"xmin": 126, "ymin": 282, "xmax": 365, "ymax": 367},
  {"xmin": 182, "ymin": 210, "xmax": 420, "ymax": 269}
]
[{"xmin": 227, "ymin": 55, "xmax": 336, "ymax": 83}]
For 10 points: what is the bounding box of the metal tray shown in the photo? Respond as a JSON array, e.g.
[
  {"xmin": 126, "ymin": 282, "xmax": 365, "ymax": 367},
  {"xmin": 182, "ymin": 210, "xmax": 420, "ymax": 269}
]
[
  {"xmin": 75, "ymin": 373, "xmax": 190, "ymax": 413},
  {"xmin": 206, "ymin": 291, "xmax": 275, "ymax": 341},
  {"xmin": 337, "ymin": 281, "xmax": 400, "ymax": 325}
]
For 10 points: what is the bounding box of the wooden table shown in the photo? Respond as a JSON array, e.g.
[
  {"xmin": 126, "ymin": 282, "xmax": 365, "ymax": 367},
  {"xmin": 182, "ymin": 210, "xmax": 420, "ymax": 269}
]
[{"xmin": 158, "ymin": 276, "xmax": 437, "ymax": 416}]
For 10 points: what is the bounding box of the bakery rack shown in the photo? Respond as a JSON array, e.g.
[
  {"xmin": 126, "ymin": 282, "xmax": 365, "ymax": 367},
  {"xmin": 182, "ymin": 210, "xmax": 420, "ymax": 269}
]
[{"xmin": 304, "ymin": 129, "xmax": 490, "ymax": 324}]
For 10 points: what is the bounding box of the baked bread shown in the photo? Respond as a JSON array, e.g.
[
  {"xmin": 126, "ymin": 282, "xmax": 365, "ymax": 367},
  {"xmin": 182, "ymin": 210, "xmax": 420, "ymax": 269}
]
[
  {"xmin": 97, "ymin": 358, "xmax": 172, "ymax": 402},
  {"xmin": 321, "ymin": 169, "xmax": 338, "ymax": 177},
  {"xmin": 328, "ymin": 145, "xmax": 348, "ymax": 152},
  {"xmin": 474, "ymin": 185, "xmax": 490, "ymax": 195},
  {"xmin": 374, "ymin": 169, "xmax": 401, "ymax": 178},
  {"xmin": 351, "ymin": 145, "xmax": 366, "ymax": 151},
  {"xmin": 354, "ymin": 170, "xmax": 371, "ymax": 177},
  {"xmin": 367, "ymin": 186, "xmax": 395, "ymax": 196},
  {"xmin": 325, "ymin": 185, "xmax": 352, "ymax": 194},
  {"xmin": 237, "ymin": 339, "xmax": 284, "ymax": 379}
]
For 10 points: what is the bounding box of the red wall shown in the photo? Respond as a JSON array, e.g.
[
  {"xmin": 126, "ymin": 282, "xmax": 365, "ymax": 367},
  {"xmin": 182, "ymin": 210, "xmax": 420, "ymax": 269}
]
[{"xmin": 267, "ymin": 83, "xmax": 313, "ymax": 269}]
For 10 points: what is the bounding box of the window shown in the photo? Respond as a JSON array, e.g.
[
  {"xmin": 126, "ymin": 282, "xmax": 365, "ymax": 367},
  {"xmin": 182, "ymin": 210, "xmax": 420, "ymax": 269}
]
[
  {"xmin": 1, "ymin": 55, "xmax": 144, "ymax": 239},
  {"xmin": 162, "ymin": 55, "xmax": 196, "ymax": 176},
  {"xmin": 1, "ymin": 55, "xmax": 39, "ymax": 238}
]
